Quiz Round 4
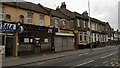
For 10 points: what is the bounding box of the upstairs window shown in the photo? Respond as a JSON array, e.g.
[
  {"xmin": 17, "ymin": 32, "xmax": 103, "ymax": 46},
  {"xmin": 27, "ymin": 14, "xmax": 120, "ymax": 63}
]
[
  {"xmin": 20, "ymin": 15, "xmax": 24, "ymax": 23},
  {"xmin": 62, "ymin": 20, "xmax": 66, "ymax": 29},
  {"xmin": 27, "ymin": 12, "xmax": 33, "ymax": 24},
  {"xmin": 40, "ymin": 15, "xmax": 45, "ymax": 26},
  {"xmin": 77, "ymin": 19, "xmax": 80, "ymax": 27},
  {"xmin": 0, "ymin": 4, "xmax": 3, "ymax": 20},
  {"xmin": 83, "ymin": 21, "xmax": 86, "ymax": 28},
  {"xmin": 55, "ymin": 19, "xmax": 59, "ymax": 28},
  {"xmin": 5, "ymin": 14, "xmax": 11, "ymax": 21}
]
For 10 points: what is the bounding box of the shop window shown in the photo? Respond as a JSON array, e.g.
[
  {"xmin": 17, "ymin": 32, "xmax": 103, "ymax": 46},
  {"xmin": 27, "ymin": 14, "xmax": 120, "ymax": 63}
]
[
  {"xmin": 19, "ymin": 37, "xmax": 34, "ymax": 44},
  {"xmin": 5, "ymin": 14, "xmax": 11, "ymax": 21},
  {"xmin": 24, "ymin": 38, "xmax": 29, "ymax": 43},
  {"xmin": 40, "ymin": 15, "xmax": 45, "ymax": 26},
  {"xmin": 77, "ymin": 19, "xmax": 80, "ymax": 27},
  {"xmin": 19, "ymin": 45, "xmax": 33, "ymax": 51},
  {"xmin": 41, "ymin": 38, "xmax": 51, "ymax": 44},
  {"xmin": 20, "ymin": 15, "xmax": 24, "ymax": 23},
  {"xmin": 27, "ymin": 12, "xmax": 33, "ymax": 24}
]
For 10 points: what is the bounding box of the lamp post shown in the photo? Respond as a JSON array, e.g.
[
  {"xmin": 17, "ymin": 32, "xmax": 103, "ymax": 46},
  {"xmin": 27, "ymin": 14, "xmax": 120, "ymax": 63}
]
[
  {"xmin": 88, "ymin": 0, "xmax": 92, "ymax": 51},
  {"xmin": 117, "ymin": 29, "xmax": 119, "ymax": 46}
]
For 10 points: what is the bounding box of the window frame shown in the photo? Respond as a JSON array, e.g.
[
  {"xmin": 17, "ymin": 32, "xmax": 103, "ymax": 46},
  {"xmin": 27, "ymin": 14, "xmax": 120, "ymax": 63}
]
[
  {"xmin": 83, "ymin": 20, "xmax": 86, "ymax": 28},
  {"xmin": 27, "ymin": 12, "xmax": 33, "ymax": 24},
  {"xmin": 62, "ymin": 20, "xmax": 66, "ymax": 29},
  {"xmin": 40, "ymin": 15, "xmax": 45, "ymax": 26},
  {"xmin": 55, "ymin": 19, "xmax": 59, "ymax": 28},
  {"xmin": 77, "ymin": 19, "xmax": 80, "ymax": 27},
  {"xmin": 20, "ymin": 15, "xmax": 24, "ymax": 23}
]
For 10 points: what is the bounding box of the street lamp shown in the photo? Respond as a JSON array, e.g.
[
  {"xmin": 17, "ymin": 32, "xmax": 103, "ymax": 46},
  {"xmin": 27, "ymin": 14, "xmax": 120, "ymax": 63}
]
[{"xmin": 88, "ymin": 0, "xmax": 92, "ymax": 51}]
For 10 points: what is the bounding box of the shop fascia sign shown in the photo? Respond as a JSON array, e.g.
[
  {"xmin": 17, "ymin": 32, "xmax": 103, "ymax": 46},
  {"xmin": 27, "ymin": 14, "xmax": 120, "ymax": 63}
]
[
  {"xmin": 0, "ymin": 22, "xmax": 16, "ymax": 33},
  {"xmin": 60, "ymin": 30, "xmax": 73, "ymax": 34}
]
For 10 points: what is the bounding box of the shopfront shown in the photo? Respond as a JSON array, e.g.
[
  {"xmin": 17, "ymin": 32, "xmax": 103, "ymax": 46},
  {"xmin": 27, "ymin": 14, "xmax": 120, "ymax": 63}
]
[
  {"xmin": 54, "ymin": 29, "xmax": 75, "ymax": 52},
  {"xmin": 18, "ymin": 24, "xmax": 54, "ymax": 56},
  {"xmin": 0, "ymin": 21, "xmax": 17, "ymax": 57}
]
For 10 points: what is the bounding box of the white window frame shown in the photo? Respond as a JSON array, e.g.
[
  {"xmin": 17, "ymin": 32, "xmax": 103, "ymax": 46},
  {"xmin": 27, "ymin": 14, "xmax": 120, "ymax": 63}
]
[
  {"xmin": 83, "ymin": 20, "xmax": 86, "ymax": 28},
  {"xmin": 77, "ymin": 19, "xmax": 80, "ymax": 27},
  {"xmin": 0, "ymin": 5, "xmax": 4, "ymax": 21},
  {"xmin": 24, "ymin": 38, "xmax": 29, "ymax": 43},
  {"xmin": 40, "ymin": 15, "xmax": 45, "ymax": 26},
  {"xmin": 79, "ymin": 33, "xmax": 83, "ymax": 43},
  {"xmin": 27, "ymin": 12, "xmax": 33, "ymax": 24},
  {"xmin": 62, "ymin": 20, "xmax": 66, "ymax": 29},
  {"xmin": 55, "ymin": 19, "xmax": 59, "ymax": 28}
]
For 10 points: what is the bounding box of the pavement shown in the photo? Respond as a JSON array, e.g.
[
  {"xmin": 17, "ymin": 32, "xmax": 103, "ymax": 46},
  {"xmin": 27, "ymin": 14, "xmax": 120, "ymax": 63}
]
[{"xmin": 1, "ymin": 45, "xmax": 118, "ymax": 67}]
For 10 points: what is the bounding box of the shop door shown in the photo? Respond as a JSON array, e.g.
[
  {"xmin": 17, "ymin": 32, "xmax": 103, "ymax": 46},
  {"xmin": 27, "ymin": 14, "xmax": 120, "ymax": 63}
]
[
  {"xmin": 0, "ymin": 34, "xmax": 5, "ymax": 55},
  {"xmin": 54, "ymin": 36, "xmax": 62, "ymax": 52},
  {"xmin": 5, "ymin": 36, "xmax": 16, "ymax": 57},
  {"xmin": 34, "ymin": 38, "xmax": 40, "ymax": 54}
]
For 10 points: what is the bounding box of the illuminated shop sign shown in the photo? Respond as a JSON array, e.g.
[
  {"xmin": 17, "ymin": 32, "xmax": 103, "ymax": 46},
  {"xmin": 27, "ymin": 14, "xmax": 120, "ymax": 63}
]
[{"xmin": 0, "ymin": 22, "xmax": 16, "ymax": 33}]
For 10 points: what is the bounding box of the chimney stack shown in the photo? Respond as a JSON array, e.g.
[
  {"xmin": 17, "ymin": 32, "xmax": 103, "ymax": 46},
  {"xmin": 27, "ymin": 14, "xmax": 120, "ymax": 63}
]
[{"xmin": 60, "ymin": 2, "xmax": 66, "ymax": 9}]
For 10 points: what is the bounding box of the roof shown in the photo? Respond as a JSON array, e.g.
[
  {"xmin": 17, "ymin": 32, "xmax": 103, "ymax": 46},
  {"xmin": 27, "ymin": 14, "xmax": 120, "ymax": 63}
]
[
  {"xmin": 2, "ymin": 2, "xmax": 49, "ymax": 15},
  {"xmin": 50, "ymin": 10, "xmax": 69, "ymax": 19},
  {"xmin": 59, "ymin": 8, "xmax": 76, "ymax": 19},
  {"xmin": 91, "ymin": 18, "xmax": 106, "ymax": 25},
  {"xmin": 43, "ymin": 7, "xmax": 69, "ymax": 19},
  {"xmin": 74, "ymin": 12, "xmax": 89, "ymax": 20},
  {"xmin": 106, "ymin": 22, "xmax": 111, "ymax": 28}
]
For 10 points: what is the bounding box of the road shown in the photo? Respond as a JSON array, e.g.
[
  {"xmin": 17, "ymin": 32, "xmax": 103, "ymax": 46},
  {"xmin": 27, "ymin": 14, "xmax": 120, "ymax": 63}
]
[{"xmin": 22, "ymin": 46, "xmax": 119, "ymax": 67}]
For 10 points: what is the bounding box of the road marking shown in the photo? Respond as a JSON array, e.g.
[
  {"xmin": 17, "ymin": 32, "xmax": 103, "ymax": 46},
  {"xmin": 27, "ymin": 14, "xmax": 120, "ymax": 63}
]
[
  {"xmin": 85, "ymin": 53, "xmax": 88, "ymax": 54},
  {"xmin": 100, "ymin": 54, "xmax": 113, "ymax": 59},
  {"xmin": 61, "ymin": 55, "xmax": 65, "ymax": 56},
  {"xmin": 103, "ymin": 61, "xmax": 108, "ymax": 63},
  {"xmin": 76, "ymin": 60, "xmax": 94, "ymax": 66},
  {"xmin": 78, "ymin": 54, "xmax": 82, "ymax": 56}
]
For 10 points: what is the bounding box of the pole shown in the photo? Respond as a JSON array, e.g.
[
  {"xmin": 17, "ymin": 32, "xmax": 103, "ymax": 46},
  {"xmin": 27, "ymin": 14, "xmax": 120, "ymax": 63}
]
[{"xmin": 88, "ymin": 0, "xmax": 92, "ymax": 51}]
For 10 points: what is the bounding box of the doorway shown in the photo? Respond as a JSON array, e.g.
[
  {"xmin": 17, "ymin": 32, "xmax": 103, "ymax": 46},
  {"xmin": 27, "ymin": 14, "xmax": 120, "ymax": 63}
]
[{"xmin": 5, "ymin": 36, "xmax": 16, "ymax": 57}]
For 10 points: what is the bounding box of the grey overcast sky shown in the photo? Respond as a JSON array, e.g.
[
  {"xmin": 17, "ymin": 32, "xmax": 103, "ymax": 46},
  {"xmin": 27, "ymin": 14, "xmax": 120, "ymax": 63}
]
[{"xmin": 25, "ymin": 0, "xmax": 119, "ymax": 30}]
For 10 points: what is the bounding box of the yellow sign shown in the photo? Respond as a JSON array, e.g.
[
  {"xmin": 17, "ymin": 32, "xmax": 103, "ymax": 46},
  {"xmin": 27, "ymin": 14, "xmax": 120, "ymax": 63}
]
[
  {"xmin": 74, "ymin": 30, "xmax": 78, "ymax": 34},
  {"xmin": 60, "ymin": 30, "xmax": 73, "ymax": 34}
]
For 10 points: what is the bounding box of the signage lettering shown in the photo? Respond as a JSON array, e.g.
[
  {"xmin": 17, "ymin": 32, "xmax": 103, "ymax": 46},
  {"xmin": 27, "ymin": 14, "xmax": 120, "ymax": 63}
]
[{"xmin": 0, "ymin": 22, "xmax": 16, "ymax": 33}]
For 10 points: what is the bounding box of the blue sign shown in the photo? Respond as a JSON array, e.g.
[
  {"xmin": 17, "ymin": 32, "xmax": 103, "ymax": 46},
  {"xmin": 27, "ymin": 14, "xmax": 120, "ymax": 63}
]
[{"xmin": 0, "ymin": 22, "xmax": 16, "ymax": 33}]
